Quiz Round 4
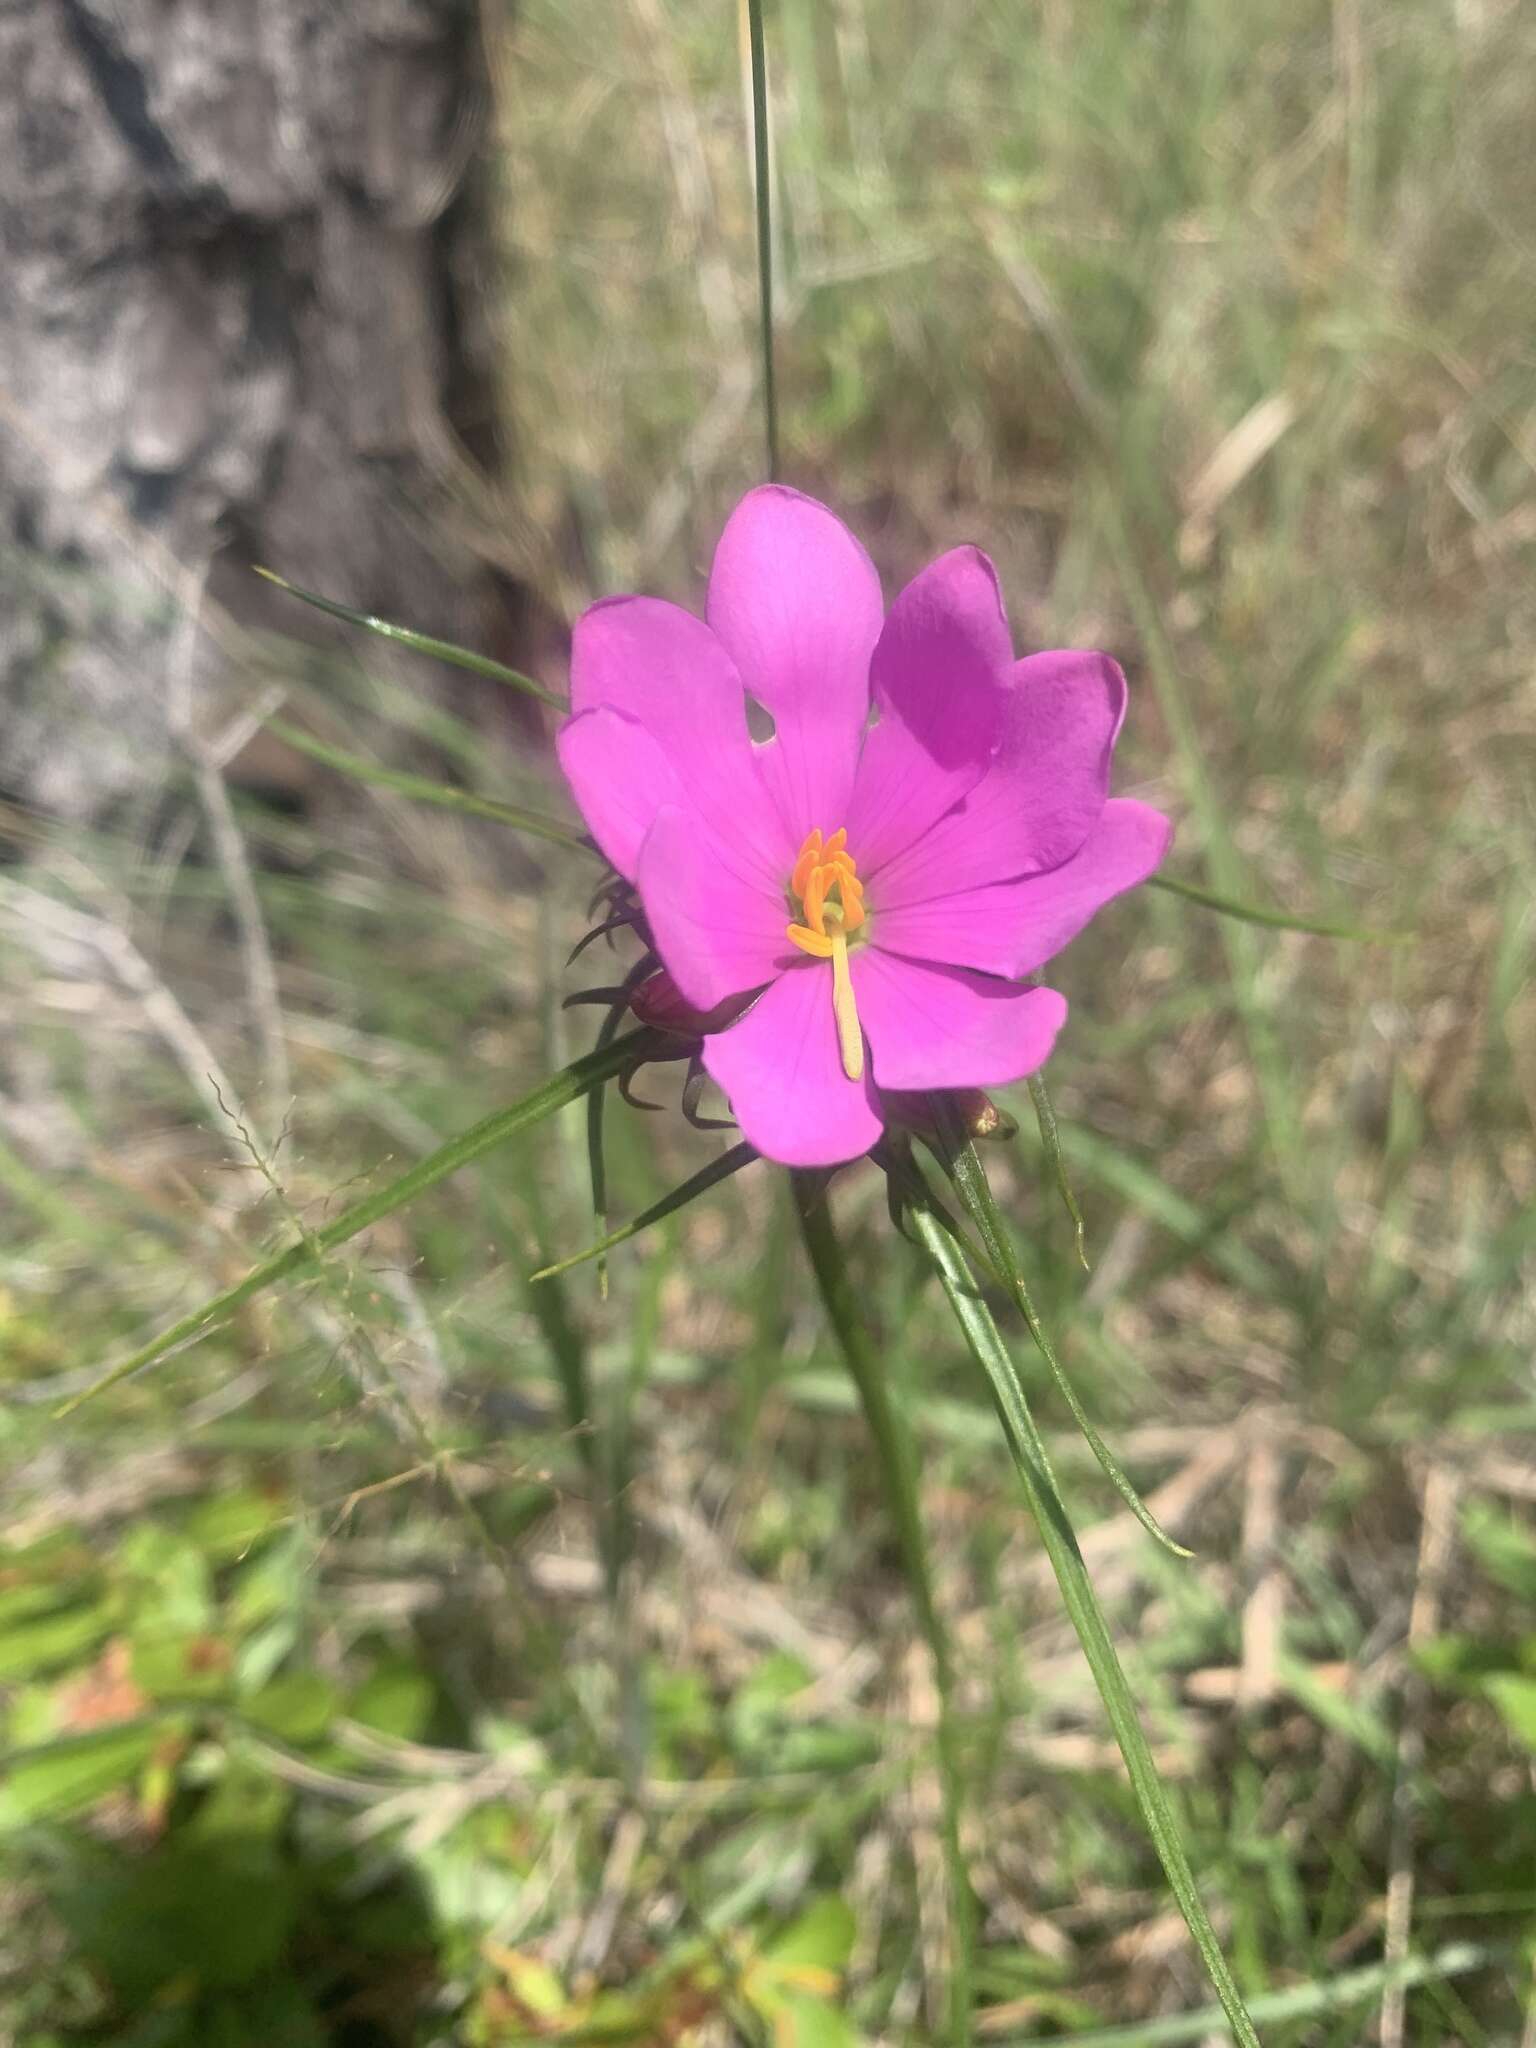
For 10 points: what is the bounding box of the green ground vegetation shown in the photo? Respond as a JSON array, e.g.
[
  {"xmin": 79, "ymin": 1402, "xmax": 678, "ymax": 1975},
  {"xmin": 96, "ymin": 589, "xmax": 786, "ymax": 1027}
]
[{"xmin": 2, "ymin": 0, "xmax": 1534, "ymax": 2041}]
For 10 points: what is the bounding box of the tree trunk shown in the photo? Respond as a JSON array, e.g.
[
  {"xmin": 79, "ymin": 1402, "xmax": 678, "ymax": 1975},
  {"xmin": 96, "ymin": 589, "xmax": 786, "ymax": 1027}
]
[{"xmin": 0, "ymin": 0, "xmax": 514, "ymax": 819}]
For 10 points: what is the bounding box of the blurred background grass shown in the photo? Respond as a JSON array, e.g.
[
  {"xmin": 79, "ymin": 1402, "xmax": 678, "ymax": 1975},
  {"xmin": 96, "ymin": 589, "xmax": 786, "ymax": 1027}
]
[{"xmin": 3, "ymin": 0, "xmax": 1535, "ymax": 2042}]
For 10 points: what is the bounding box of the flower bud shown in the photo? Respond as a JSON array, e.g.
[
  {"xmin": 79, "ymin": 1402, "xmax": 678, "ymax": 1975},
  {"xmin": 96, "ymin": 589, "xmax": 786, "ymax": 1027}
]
[
  {"xmin": 628, "ymin": 969, "xmax": 750, "ymax": 1043},
  {"xmin": 882, "ymin": 1088, "xmax": 1019, "ymax": 1143}
]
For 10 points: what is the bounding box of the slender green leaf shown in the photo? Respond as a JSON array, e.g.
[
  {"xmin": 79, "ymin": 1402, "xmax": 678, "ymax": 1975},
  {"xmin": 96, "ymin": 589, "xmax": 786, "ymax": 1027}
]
[
  {"xmin": 792, "ymin": 1172, "xmax": 974, "ymax": 2048},
  {"xmin": 59, "ymin": 1029, "xmax": 661, "ymax": 1416},
  {"xmin": 932, "ymin": 1115, "xmax": 1191, "ymax": 1558},
  {"xmin": 1150, "ymin": 871, "xmax": 1407, "ymax": 944},
  {"xmin": 583, "ymin": 955, "xmax": 660, "ymax": 1298},
  {"xmin": 265, "ymin": 720, "xmax": 589, "ymax": 853},
  {"xmin": 531, "ymin": 1143, "xmax": 760, "ymax": 1282},
  {"xmin": 993, "ymin": 1941, "xmax": 1490, "ymax": 2047},
  {"xmin": 1056, "ymin": 1122, "xmax": 1283, "ymax": 1300},
  {"xmin": 253, "ymin": 566, "xmax": 565, "ymax": 709},
  {"xmin": 909, "ymin": 1199, "xmax": 1259, "ymax": 2048},
  {"xmin": 1027, "ymin": 1073, "xmax": 1089, "ymax": 1269}
]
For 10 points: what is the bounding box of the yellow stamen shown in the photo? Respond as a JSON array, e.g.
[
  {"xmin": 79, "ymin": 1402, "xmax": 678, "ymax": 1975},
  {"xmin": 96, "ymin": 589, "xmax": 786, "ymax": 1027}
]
[
  {"xmin": 784, "ymin": 825, "xmax": 868, "ymax": 1079},
  {"xmin": 803, "ymin": 864, "xmax": 828, "ymax": 937},
  {"xmin": 790, "ymin": 830, "xmax": 823, "ymax": 900}
]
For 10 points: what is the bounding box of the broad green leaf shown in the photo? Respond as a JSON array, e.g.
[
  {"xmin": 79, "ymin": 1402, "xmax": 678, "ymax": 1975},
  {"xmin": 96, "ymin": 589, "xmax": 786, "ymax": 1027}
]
[
  {"xmin": 183, "ymin": 1488, "xmax": 290, "ymax": 1561},
  {"xmin": 60, "ymin": 1027, "xmax": 660, "ymax": 1415},
  {"xmin": 1486, "ymin": 1673, "xmax": 1536, "ymax": 1751},
  {"xmin": 0, "ymin": 1721, "xmax": 168, "ymax": 1826},
  {"xmin": 242, "ymin": 1670, "xmax": 340, "ymax": 1745},
  {"xmin": 347, "ymin": 1665, "xmax": 436, "ymax": 1742},
  {"xmin": 1463, "ymin": 1498, "xmax": 1536, "ymax": 1600},
  {"xmin": 113, "ymin": 1524, "xmax": 214, "ymax": 1632},
  {"xmin": 752, "ymin": 1988, "xmax": 861, "ymax": 2048},
  {"xmin": 1415, "ymin": 1633, "xmax": 1536, "ymax": 1690},
  {"xmin": 0, "ymin": 1579, "xmax": 89, "ymax": 1631},
  {"xmin": 253, "ymin": 567, "xmax": 565, "ymax": 708},
  {"xmin": 0, "ymin": 1605, "xmax": 113, "ymax": 1683},
  {"xmin": 266, "ymin": 719, "xmax": 590, "ymax": 853},
  {"xmin": 763, "ymin": 1897, "xmax": 857, "ymax": 1974},
  {"xmin": 131, "ymin": 1635, "xmax": 236, "ymax": 1704},
  {"xmin": 55, "ymin": 1834, "xmax": 297, "ymax": 1996},
  {"xmin": 909, "ymin": 1197, "xmax": 1260, "ymax": 2048}
]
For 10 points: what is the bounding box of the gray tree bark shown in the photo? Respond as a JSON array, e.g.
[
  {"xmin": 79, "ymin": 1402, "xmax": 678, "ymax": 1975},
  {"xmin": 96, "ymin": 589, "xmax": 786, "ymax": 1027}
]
[{"xmin": 0, "ymin": 0, "xmax": 514, "ymax": 818}]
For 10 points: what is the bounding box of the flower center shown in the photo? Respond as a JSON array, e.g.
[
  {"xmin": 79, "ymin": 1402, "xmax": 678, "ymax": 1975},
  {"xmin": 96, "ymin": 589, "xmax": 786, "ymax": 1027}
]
[{"xmin": 785, "ymin": 827, "xmax": 866, "ymax": 1082}]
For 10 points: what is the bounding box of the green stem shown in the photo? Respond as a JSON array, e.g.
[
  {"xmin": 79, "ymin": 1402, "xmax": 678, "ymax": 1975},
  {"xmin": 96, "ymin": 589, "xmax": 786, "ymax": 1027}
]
[
  {"xmin": 61, "ymin": 1028, "xmax": 662, "ymax": 1417},
  {"xmin": 910, "ymin": 1200, "xmax": 1260, "ymax": 2048},
  {"xmin": 745, "ymin": 0, "xmax": 780, "ymax": 480},
  {"xmin": 791, "ymin": 1171, "xmax": 973, "ymax": 2048}
]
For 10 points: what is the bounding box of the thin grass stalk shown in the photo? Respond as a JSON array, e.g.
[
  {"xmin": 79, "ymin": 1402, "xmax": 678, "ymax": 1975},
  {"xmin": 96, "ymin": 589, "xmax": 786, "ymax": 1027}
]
[
  {"xmin": 1026, "ymin": 1073, "xmax": 1088, "ymax": 1270},
  {"xmin": 791, "ymin": 1170, "xmax": 974, "ymax": 2048},
  {"xmin": 530, "ymin": 1142, "xmax": 759, "ymax": 1281},
  {"xmin": 745, "ymin": 0, "xmax": 780, "ymax": 479},
  {"xmin": 265, "ymin": 720, "xmax": 589, "ymax": 851},
  {"xmin": 253, "ymin": 568, "xmax": 563, "ymax": 708},
  {"xmin": 908, "ymin": 1200, "xmax": 1261, "ymax": 2048},
  {"xmin": 1008, "ymin": 1941, "xmax": 1490, "ymax": 2048},
  {"xmin": 1148, "ymin": 871, "xmax": 1405, "ymax": 944},
  {"xmin": 63, "ymin": 1028, "xmax": 663, "ymax": 1415},
  {"xmin": 931, "ymin": 1116, "xmax": 1189, "ymax": 1558}
]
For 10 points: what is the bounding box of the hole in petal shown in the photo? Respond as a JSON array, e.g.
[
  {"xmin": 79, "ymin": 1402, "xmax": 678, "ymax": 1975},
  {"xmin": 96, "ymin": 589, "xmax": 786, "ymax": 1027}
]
[{"xmin": 744, "ymin": 693, "xmax": 777, "ymax": 744}]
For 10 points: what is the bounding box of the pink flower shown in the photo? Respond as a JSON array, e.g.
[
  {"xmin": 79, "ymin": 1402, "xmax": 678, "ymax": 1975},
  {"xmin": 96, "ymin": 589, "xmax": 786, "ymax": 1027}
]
[{"xmin": 557, "ymin": 486, "xmax": 1171, "ymax": 1169}]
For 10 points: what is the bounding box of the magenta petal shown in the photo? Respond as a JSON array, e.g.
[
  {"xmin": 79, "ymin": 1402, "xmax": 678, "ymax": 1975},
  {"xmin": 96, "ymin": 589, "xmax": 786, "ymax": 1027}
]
[
  {"xmin": 870, "ymin": 800, "xmax": 1172, "ymax": 979},
  {"xmin": 845, "ymin": 548, "xmax": 1009, "ymax": 874},
  {"xmin": 706, "ymin": 486, "xmax": 884, "ymax": 840},
  {"xmin": 570, "ymin": 595, "xmax": 785, "ymax": 877},
  {"xmin": 873, "ymin": 650, "xmax": 1128, "ymax": 905},
  {"xmin": 853, "ymin": 950, "xmax": 1068, "ymax": 1091},
  {"xmin": 702, "ymin": 964, "xmax": 883, "ymax": 1168},
  {"xmin": 638, "ymin": 805, "xmax": 790, "ymax": 1011},
  {"xmin": 557, "ymin": 707, "xmax": 684, "ymax": 881}
]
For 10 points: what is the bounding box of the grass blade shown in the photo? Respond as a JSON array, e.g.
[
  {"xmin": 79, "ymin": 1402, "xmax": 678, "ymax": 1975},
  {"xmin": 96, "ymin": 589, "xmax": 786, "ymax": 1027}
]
[
  {"xmin": 253, "ymin": 567, "xmax": 565, "ymax": 710},
  {"xmin": 1150, "ymin": 871, "xmax": 1407, "ymax": 945},
  {"xmin": 908, "ymin": 1197, "xmax": 1259, "ymax": 2048},
  {"xmin": 792, "ymin": 1170, "xmax": 975, "ymax": 2047},
  {"xmin": 999, "ymin": 1941, "xmax": 1490, "ymax": 2047},
  {"xmin": 59, "ymin": 1028, "xmax": 661, "ymax": 1417},
  {"xmin": 582, "ymin": 955, "xmax": 660, "ymax": 1297},
  {"xmin": 531, "ymin": 1142, "xmax": 760, "ymax": 1282},
  {"xmin": 266, "ymin": 720, "xmax": 590, "ymax": 853},
  {"xmin": 933, "ymin": 1114, "xmax": 1191, "ymax": 1559},
  {"xmin": 1027, "ymin": 1072, "xmax": 1089, "ymax": 1270}
]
